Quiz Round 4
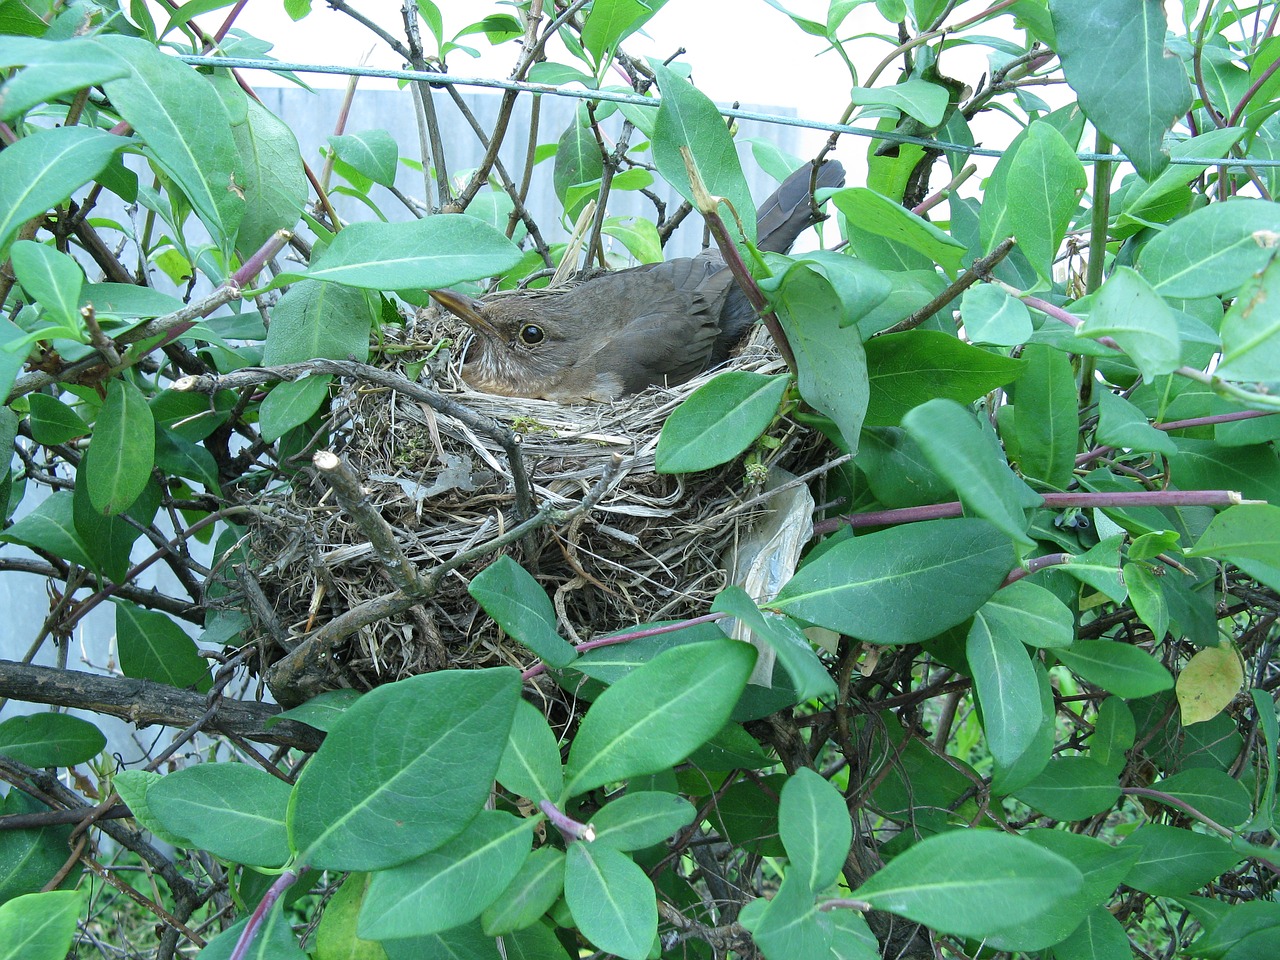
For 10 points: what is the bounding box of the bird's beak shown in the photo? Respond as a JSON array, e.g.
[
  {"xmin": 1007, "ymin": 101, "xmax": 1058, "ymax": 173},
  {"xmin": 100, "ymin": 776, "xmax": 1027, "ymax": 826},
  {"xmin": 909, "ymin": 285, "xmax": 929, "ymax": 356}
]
[{"xmin": 429, "ymin": 288, "xmax": 499, "ymax": 338}]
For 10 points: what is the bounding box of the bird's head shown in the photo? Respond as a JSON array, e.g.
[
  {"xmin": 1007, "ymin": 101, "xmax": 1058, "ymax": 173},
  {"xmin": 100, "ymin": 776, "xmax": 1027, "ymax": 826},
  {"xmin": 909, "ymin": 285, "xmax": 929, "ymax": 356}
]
[{"xmin": 429, "ymin": 288, "xmax": 587, "ymax": 400}]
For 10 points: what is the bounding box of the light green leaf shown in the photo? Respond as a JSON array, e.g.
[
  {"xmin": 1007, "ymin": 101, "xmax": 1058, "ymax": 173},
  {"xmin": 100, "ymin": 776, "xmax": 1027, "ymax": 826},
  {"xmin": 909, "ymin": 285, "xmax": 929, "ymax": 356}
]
[
  {"xmin": 0, "ymin": 36, "xmax": 131, "ymax": 121},
  {"xmin": 848, "ymin": 79, "xmax": 950, "ymax": 126},
  {"xmin": 711, "ymin": 586, "xmax": 837, "ymax": 702},
  {"xmin": 10, "ymin": 241, "xmax": 84, "ymax": 329},
  {"xmin": 1013, "ymin": 756, "xmax": 1121, "ymax": 820},
  {"xmin": 582, "ymin": 0, "xmax": 669, "ymax": 59},
  {"xmin": 1012, "ymin": 344, "xmax": 1078, "ymax": 490},
  {"xmin": 496, "ymin": 698, "xmax": 565, "ymax": 803},
  {"xmin": 564, "ymin": 843, "xmax": 656, "ymax": 960},
  {"xmin": 1080, "ymin": 266, "xmax": 1181, "ymax": 379},
  {"xmin": 1055, "ymin": 639, "xmax": 1173, "ymax": 699},
  {"xmin": 1218, "ymin": 256, "xmax": 1280, "ymax": 382},
  {"xmin": 1005, "ymin": 121, "xmax": 1086, "ymax": 280},
  {"xmin": 481, "ymin": 846, "xmax": 565, "ymax": 935},
  {"xmin": 329, "ymin": 129, "xmax": 399, "ymax": 188},
  {"xmin": 1096, "ymin": 388, "xmax": 1177, "ymax": 456},
  {"xmin": 830, "ymin": 187, "xmax": 965, "ymax": 275},
  {"xmin": 0, "ymin": 891, "xmax": 84, "ymax": 960},
  {"xmin": 27, "ymin": 395, "xmax": 89, "ymax": 446},
  {"xmin": 0, "ymin": 712, "xmax": 105, "ymax": 768},
  {"xmin": 146, "ymin": 764, "xmax": 292, "ymax": 866},
  {"xmin": 592, "ymin": 791, "xmax": 697, "ymax": 851},
  {"xmin": 967, "ymin": 611, "xmax": 1042, "ymax": 769},
  {"xmin": 979, "ymin": 580, "xmax": 1074, "ymax": 649},
  {"xmin": 1136, "ymin": 198, "xmax": 1280, "ymax": 297},
  {"xmin": 961, "ymin": 283, "xmax": 1033, "ymax": 346},
  {"xmin": 233, "ymin": 96, "xmax": 307, "ymax": 258},
  {"xmin": 1188, "ymin": 503, "xmax": 1280, "ymax": 564},
  {"xmin": 656, "ymin": 372, "xmax": 789, "ymax": 473},
  {"xmin": 469, "ymin": 555, "xmax": 577, "ymax": 668},
  {"xmin": 779, "ymin": 768, "xmax": 851, "ymax": 892},
  {"xmin": 0, "ymin": 491, "xmax": 94, "ymax": 568}
]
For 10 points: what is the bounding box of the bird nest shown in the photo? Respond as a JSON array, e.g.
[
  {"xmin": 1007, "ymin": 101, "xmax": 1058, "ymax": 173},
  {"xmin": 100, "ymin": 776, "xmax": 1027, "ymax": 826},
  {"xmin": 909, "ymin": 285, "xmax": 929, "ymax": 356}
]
[{"xmin": 241, "ymin": 309, "xmax": 835, "ymax": 705}]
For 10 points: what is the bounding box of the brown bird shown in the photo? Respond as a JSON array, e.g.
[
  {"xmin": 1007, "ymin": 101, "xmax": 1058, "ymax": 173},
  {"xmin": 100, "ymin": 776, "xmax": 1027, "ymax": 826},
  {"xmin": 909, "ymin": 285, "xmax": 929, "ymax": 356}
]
[{"xmin": 431, "ymin": 160, "xmax": 846, "ymax": 402}]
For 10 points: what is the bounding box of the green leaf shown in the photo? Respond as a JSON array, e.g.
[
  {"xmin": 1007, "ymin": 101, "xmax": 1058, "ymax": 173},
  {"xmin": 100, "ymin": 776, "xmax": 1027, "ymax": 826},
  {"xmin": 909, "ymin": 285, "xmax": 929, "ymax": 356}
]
[
  {"xmin": 1012, "ymin": 344, "xmax": 1078, "ymax": 490},
  {"xmin": 267, "ymin": 689, "xmax": 362, "ymax": 734},
  {"xmin": 27, "ymin": 394, "xmax": 89, "ymax": 445},
  {"xmin": 195, "ymin": 902, "xmax": 306, "ymax": 959},
  {"xmin": 779, "ymin": 768, "xmax": 851, "ymax": 892},
  {"xmin": 0, "ymin": 125, "xmax": 124, "ymax": 253},
  {"xmin": 656, "ymin": 372, "xmax": 789, "ymax": 473},
  {"xmin": 1052, "ymin": 906, "xmax": 1132, "ymax": 960},
  {"xmin": 1148, "ymin": 769, "xmax": 1253, "ymax": 828},
  {"xmin": 1004, "ymin": 121, "xmax": 1086, "ymax": 280},
  {"xmin": 1089, "ymin": 696, "xmax": 1136, "ymax": 774},
  {"xmin": 469, "ymin": 555, "xmax": 577, "ymax": 668},
  {"xmin": 481, "ymin": 846, "xmax": 565, "ymax": 935},
  {"xmin": 10, "ymin": 241, "xmax": 83, "ymax": 328},
  {"xmin": 739, "ymin": 874, "xmax": 828, "ymax": 960},
  {"xmin": 1056, "ymin": 639, "xmax": 1174, "ymax": 699},
  {"xmin": 1187, "ymin": 503, "xmax": 1280, "ymax": 565},
  {"xmin": 0, "ymin": 891, "xmax": 83, "ymax": 960},
  {"xmin": 305, "ymin": 215, "xmax": 524, "ymax": 289},
  {"xmin": 902, "ymin": 398, "xmax": 1039, "ymax": 547},
  {"xmin": 1050, "ymin": 0, "xmax": 1190, "ymax": 179},
  {"xmin": 1013, "ymin": 756, "xmax": 1121, "ymax": 819},
  {"xmin": 830, "ymin": 187, "xmax": 966, "ymax": 274},
  {"xmin": 112, "ymin": 771, "xmax": 192, "ymax": 848},
  {"xmin": 0, "ymin": 712, "xmax": 105, "ymax": 767},
  {"xmin": 289, "ymin": 667, "xmax": 521, "ymax": 871},
  {"xmin": 359, "ymin": 811, "xmax": 532, "ymax": 940},
  {"xmin": 851, "ymin": 830, "xmax": 1084, "ymax": 938},
  {"xmin": 0, "ymin": 792, "xmax": 80, "ymax": 902},
  {"xmin": 966, "ymin": 611, "xmax": 1042, "ymax": 769},
  {"xmin": 1062, "ymin": 534, "xmax": 1128, "ymax": 603},
  {"xmin": 0, "ymin": 36, "xmax": 131, "ymax": 121},
  {"xmin": 848, "ymin": 78, "xmax": 950, "ymax": 126},
  {"xmin": 979, "ymin": 580, "xmax": 1074, "ymax": 649},
  {"xmin": 84, "ymin": 379, "xmax": 155, "ymax": 516},
  {"xmin": 991, "ymin": 660, "xmax": 1055, "ymax": 795},
  {"xmin": 329, "ymin": 129, "xmax": 399, "ymax": 188},
  {"xmin": 960, "ymin": 283, "xmax": 1033, "ymax": 346},
  {"xmin": 232, "ymin": 96, "xmax": 307, "ymax": 258},
  {"xmin": 582, "ymin": 0, "xmax": 669, "ymax": 59},
  {"xmin": 1127, "ymin": 562, "xmax": 1171, "ymax": 642},
  {"xmin": 1187, "ymin": 900, "xmax": 1280, "ymax": 959},
  {"xmin": 1136, "ymin": 198, "xmax": 1280, "ymax": 297},
  {"xmin": 710, "ymin": 586, "xmax": 837, "ymax": 702},
  {"xmin": 258, "ymin": 375, "xmax": 330, "ymax": 443},
  {"xmin": 100, "ymin": 36, "xmax": 245, "ymax": 250},
  {"xmin": 553, "ymin": 121, "xmax": 603, "ymax": 222},
  {"xmin": 592, "ymin": 791, "xmax": 696, "ymax": 851},
  {"xmin": 864, "ymin": 331, "xmax": 1025, "ymax": 426},
  {"xmin": 0, "ymin": 492, "xmax": 94, "ymax": 568},
  {"xmin": 1170, "ymin": 438, "xmax": 1280, "ymax": 506},
  {"xmin": 774, "ymin": 265, "xmax": 869, "ymax": 455},
  {"xmin": 1080, "ymin": 266, "xmax": 1181, "ymax": 379},
  {"xmin": 1096, "ymin": 388, "xmax": 1177, "ymax": 457},
  {"xmin": 496, "ymin": 698, "xmax": 565, "ymax": 803},
  {"xmin": 649, "ymin": 60, "xmax": 756, "ymax": 244},
  {"xmin": 564, "ymin": 640, "xmax": 756, "ymax": 796},
  {"xmin": 114, "ymin": 600, "xmax": 209, "ymax": 688},
  {"xmin": 263, "ymin": 279, "xmax": 374, "ymax": 366},
  {"xmin": 1217, "ymin": 256, "xmax": 1280, "ymax": 382},
  {"xmin": 146, "ymin": 764, "xmax": 292, "ymax": 866},
  {"xmin": 771, "ymin": 518, "xmax": 1015, "ymax": 644},
  {"xmin": 564, "ymin": 843, "xmax": 656, "ymax": 960},
  {"xmin": 1120, "ymin": 823, "xmax": 1241, "ymax": 896}
]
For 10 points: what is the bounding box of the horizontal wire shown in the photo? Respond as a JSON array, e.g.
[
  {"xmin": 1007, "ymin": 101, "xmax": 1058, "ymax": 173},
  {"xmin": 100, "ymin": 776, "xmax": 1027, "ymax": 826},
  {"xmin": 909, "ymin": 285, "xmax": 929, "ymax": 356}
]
[{"xmin": 177, "ymin": 54, "xmax": 1280, "ymax": 168}]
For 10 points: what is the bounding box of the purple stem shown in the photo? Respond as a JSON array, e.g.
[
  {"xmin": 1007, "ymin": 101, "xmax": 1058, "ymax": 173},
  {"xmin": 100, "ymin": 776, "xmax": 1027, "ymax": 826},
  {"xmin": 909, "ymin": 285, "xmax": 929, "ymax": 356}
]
[
  {"xmin": 229, "ymin": 868, "xmax": 298, "ymax": 960},
  {"xmin": 521, "ymin": 612, "xmax": 729, "ymax": 680}
]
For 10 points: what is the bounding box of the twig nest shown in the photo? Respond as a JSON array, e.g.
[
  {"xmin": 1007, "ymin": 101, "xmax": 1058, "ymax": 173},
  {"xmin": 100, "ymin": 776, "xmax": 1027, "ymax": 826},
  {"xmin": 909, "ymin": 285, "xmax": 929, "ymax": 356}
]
[{"xmin": 242, "ymin": 315, "xmax": 826, "ymax": 697}]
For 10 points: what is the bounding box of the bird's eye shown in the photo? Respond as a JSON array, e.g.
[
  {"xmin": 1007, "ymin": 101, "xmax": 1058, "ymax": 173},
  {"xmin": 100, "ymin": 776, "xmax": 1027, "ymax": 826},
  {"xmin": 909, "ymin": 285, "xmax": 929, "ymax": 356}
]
[{"xmin": 519, "ymin": 324, "xmax": 545, "ymax": 345}]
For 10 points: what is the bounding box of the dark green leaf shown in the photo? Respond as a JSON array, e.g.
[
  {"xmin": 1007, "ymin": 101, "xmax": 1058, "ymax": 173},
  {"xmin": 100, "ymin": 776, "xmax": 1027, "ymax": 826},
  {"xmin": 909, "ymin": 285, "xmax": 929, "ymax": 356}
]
[
  {"xmin": 84, "ymin": 379, "xmax": 154, "ymax": 516},
  {"xmin": 1012, "ymin": 344, "xmax": 1078, "ymax": 489},
  {"xmin": 967, "ymin": 610, "xmax": 1042, "ymax": 769},
  {"xmin": 0, "ymin": 712, "xmax": 105, "ymax": 768},
  {"xmin": 980, "ymin": 580, "xmax": 1074, "ymax": 649},
  {"xmin": 1089, "ymin": 696, "xmax": 1136, "ymax": 773},
  {"xmin": 656, "ymin": 372, "xmax": 789, "ymax": 473},
  {"xmin": 233, "ymin": 97, "xmax": 307, "ymax": 258},
  {"xmin": 114, "ymin": 601, "xmax": 209, "ymax": 688},
  {"xmin": 328, "ymin": 129, "xmax": 399, "ymax": 188},
  {"xmin": 1121, "ymin": 823, "xmax": 1240, "ymax": 896},
  {"xmin": 711, "ymin": 586, "xmax": 836, "ymax": 702},
  {"xmin": 469, "ymin": 555, "xmax": 577, "ymax": 668},
  {"xmin": 1096, "ymin": 388, "xmax": 1177, "ymax": 456},
  {"xmin": 771, "ymin": 518, "xmax": 1015, "ymax": 644},
  {"xmin": 1149, "ymin": 769, "xmax": 1253, "ymax": 828},
  {"xmin": 1056, "ymin": 639, "xmax": 1173, "ymax": 698},
  {"xmin": 0, "ymin": 492, "xmax": 94, "ymax": 568},
  {"xmin": 10, "ymin": 241, "xmax": 83, "ymax": 328},
  {"xmin": 267, "ymin": 689, "xmax": 362, "ymax": 734},
  {"xmin": 258, "ymin": 375, "xmax": 330, "ymax": 443},
  {"xmin": 1012, "ymin": 756, "xmax": 1121, "ymax": 819},
  {"xmin": 481, "ymin": 847, "xmax": 565, "ymax": 935},
  {"xmin": 0, "ymin": 36, "xmax": 130, "ymax": 121},
  {"xmin": 289, "ymin": 667, "xmax": 521, "ymax": 870},
  {"xmin": 779, "ymin": 768, "xmax": 850, "ymax": 892},
  {"xmin": 27, "ymin": 394, "xmax": 89, "ymax": 445},
  {"xmin": 263, "ymin": 279, "xmax": 374, "ymax": 366},
  {"xmin": 0, "ymin": 792, "xmax": 80, "ymax": 902},
  {"xmin": 496, "ymin": 698, "xmax": 565, "ymax": 803},
  {"xmin": 553, "ymin": 121, "xmax": 602, "ymax": 222},
  {"xmin": 191, "ymin": 902, "xmax": 305, "ymax": 960}
]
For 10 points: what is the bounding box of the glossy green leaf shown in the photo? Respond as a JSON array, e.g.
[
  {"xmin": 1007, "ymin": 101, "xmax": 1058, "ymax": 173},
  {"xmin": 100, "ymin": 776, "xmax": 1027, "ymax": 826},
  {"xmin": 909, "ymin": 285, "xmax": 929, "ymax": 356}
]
[
  {"xmin": 1080, "ymin": 266, "xmax": 1181, "ymax": 379},
  {"xmin": 649, "ymin": 60, "xmax": 755, "ymax": 243},
  {"xmin": 359, "ymin": 811, "xmax": 532, "ymax": 940},
  {"xmin": 1056, "ymin": 639, "xmax": 1174, "ymax": 698},
  {"xmin": 967, "ymin": 610, "xmax": 1042, "ymax": 769},
  {"xmin": 481, "ymin": 847, "xmax": 565, "ymax": 935},
  {"xmin": 711, "ymin": 586, "xmax": 836, "ymax": 702},
  {"xmin": 100, "ymin": 36, "xmax": 245, "ymax": 248},
  {"xmin": 84, "ymin": 379, "xmax": 154, "ymax": 516},
  {"xmin": 779, "ymin": 767, "xmax": 850, "ymax": 892},
  {"xmin": 27, "ymin": 394, "xmax": 89, "ymax": 445},
  {"xmin": 1136, "ymin": 198, "xmax": 1280, "ymax": 297},
  {"xmin": 592, "ymin": 791, "xmax": 696, "ymax": 851},
  {"xmin": 0, "ymin": 712, "xmax": 105, "ymax": 768},
  {"xmin": 830, "ymin": 187, "xmax": 965, "ymax": 274},
  {"xmin": 772, "ymin": 518, "xmax": 1014, "ymax": 644},
  {"xmin": 1187, "ymin": 504, "xmax": 1280, "ymax": 565},
  {"xmin": 114, "ymin": 600, "xmax": 208, "ymax": 688},
  {"xmin": 329, "ymin": 129, "xmax": 399, "ymax": 188},
  {"xmin": 1118, "ymin": 129, "xmax": 1245, "ymax": 229},
  {"xmin": 1121, "ymin": 823, "xmax": 1241, "ymax": 896},
  {"xmin": 1012, "ymin": 344, "xmax": 1078, "ymax": 489},
  {"xmin": 564, "ymin": 640, "xmax": 756, "ymax": 796},
  {"xmin": 1062, "ymin": 534, "xmax": 1129, "ymax": 603},
  {"xmin": 0, "ymin": 492, "xmax": 94, "ymax": 568},
  {"xmin": 1013, "ymin": 756, "xmax": 1121, "ymax": 820},
  {"xmin": 1005, "ymin": 121, "xmax": 1086, "ymax": 280},
  {"xmin": 582, "ymin": 0, "xmax": 669, "ymax": 59},
  {"xmin": 266, "ymin": 689, "xmax": 362, "ymax": 735},
  {"xmin": 1096, "ymin": 388, "xmax": 1177, "ymax": 456},
  {"xmin": 1127, "ymin": 562, "xmax": 1171, "ymax": 641},
  {"xmin": 564, "ymin": 843, "xmax": 656, "ymax": 960},
  {"xmin": 553, "ymin": 121, "xmax": 602, "ymax": 222},
  {"xmin": 775, "ymin": 265, "xmax": 868, "ymax": 454},
  {"xmin": 1187, "ymin": 900, "xmax": 1280, "ymax": 959},
  {"xmin": 864, "ymin": 331, "xmax": 1025, "ymax": 426},
  {"xmin": 1149, "ymin": 769, "xmax": 1253, "ymax": 828},
  {"xmin": 289, "ymin": 667, "xmax": 521, "ymax": 871},
  {"xmin": 1170, "ymin": 438, "xmax": 1280, "ymax": 506},
  {"xmin": 1051, "ymin": 0, "xmax": 1190, "ymax": 179},
  {"xmin": 903, "ymin": 398, "xmax": 1039, "ymax": 546},
  {"xmin": 960, "ymin": 282, "xmax": 1033, "ymax": 346},
  {"xmin": 848, "ymin": 79, "xmax": 950, "ymax": 126},
  {"xmin": 306, "ymin": 215, "xmax": 523, "ymax": 290},
  {"xmin": 852, "ymin": 830, "xmax": 1083, "ymax": 937},
  {"xmin": 10, "ymin": 241, "xmax": 83, "ymax": 328},
  {"xmin": 469, "ymin": 555, "xmax": 576, "ymax": 668},
  {"xmin": 311, "ymin": 872, "xmax": 383, "ymax": 960},
  {"xmin": 0, "ymin": 792, "xmax": 80, "ymax": 902},
  {"xmin": 233, "ymin": 96, "xmax": 307, "ymax": 258},
  {"xmin": 146, "ymin": 764, "xmax": 291, "ymax": 866},
  {"xmin": 991, "ymin": 660, "xmax": 1056, "ymax": 795},
  {"xmin": 0, "ymin": 891, "xmax": 83, "ymax": 960},
  {"xmin": 0, "ymin": 36, "xmax": 130, "ymax": 121},
  {"xmin": 496, "ymin": 698, "xmax": 565, "ymax": 802},
  {"xmin": 0, "ymin": 125, "xmax": 124, "ymax": 253},
  {"xmin": 112, "ymin": 771, "xmax": 191, "ymax": 848},
  {"xmin": 656, "ymin": 372, "xmax": 789, "ymax": 473},
  {"xmin": 1053, "ymin": 906, "xmax": 1132, "ymax": 960},
  {"xmin": 263, "ymin": 279, "xmax": 374, "ymax": 367},
  {"xmin": 1089, "ymin": 696, "xmax": 1136, "ymax": 774},
  {"xmin": 980, "ymin": 580, "xmax": 1074, "ymax": 649}
]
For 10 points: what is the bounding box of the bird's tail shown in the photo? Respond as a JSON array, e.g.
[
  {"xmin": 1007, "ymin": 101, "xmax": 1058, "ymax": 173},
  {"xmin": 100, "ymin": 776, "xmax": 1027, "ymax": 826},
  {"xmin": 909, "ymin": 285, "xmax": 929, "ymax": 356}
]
[{"xmin": 754, "ymin": 159, "xmax": 846, "ymax": 254}]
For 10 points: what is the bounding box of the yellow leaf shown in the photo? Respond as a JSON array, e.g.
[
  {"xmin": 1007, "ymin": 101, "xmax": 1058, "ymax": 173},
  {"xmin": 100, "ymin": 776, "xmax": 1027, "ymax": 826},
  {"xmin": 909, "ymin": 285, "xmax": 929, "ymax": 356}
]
[{"xmin": 1176, "ymin": 641, "xmax": 1244, "ymax": 726}]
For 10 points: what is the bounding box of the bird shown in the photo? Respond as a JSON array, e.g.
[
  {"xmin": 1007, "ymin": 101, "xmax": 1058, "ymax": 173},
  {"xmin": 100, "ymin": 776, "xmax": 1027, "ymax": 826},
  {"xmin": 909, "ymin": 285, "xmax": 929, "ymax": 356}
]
[{"xmin": 430, "ymin": 159, "xmax": 846, "ymax": 402}]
